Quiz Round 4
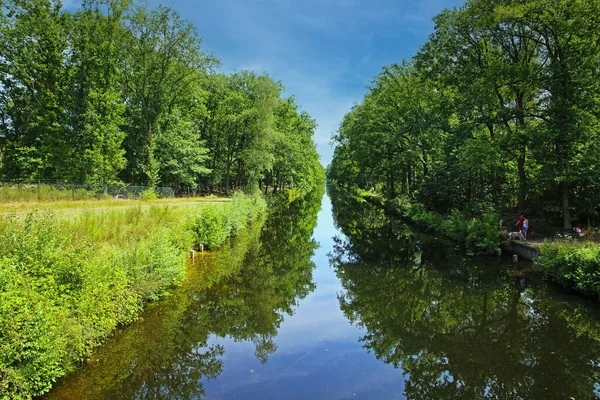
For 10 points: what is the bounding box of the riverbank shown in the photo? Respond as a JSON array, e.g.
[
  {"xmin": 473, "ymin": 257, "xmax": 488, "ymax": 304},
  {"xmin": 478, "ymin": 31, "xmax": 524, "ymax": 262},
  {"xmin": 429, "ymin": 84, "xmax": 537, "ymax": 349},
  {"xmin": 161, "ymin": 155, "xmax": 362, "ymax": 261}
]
[
  {"xmin": 535, "ymin": 240, "xmax": 600, "ymax": 298},
  {"xmin": 0, "ymin": 193, "xmax": 266, "ymax": 399},
  {"xmin": 355, "ymin": 189, "xmax": 500, "ymax": 255},
  {"xmin": 344, "ymin": 186, "xmax": 600, "ymax": 299}
]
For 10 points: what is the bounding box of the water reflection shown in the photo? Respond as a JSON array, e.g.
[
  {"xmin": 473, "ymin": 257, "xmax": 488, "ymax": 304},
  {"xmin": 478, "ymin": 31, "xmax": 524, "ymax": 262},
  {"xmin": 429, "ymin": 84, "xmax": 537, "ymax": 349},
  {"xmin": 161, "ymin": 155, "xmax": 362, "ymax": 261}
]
[
  {"xmin": 44, "ymin": 187, "xmax": 323, "ymax": 399},
  {"xmin": 329, "ymin": 187, "xmax": 600, "ymax": 399}
]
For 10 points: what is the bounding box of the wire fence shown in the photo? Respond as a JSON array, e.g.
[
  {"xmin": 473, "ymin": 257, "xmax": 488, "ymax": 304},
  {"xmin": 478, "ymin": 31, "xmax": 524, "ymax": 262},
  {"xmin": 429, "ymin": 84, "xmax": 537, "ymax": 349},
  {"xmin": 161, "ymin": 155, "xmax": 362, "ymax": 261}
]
[{"xmin": 0, "ymin": 180, "xmax": 174, "ymax": 202}]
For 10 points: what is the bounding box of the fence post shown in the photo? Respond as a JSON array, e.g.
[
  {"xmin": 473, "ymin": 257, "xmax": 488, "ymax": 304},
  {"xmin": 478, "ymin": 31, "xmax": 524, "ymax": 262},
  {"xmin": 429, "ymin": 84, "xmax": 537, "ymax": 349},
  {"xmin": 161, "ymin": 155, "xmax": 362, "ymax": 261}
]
[
  {"xmin": 37, "ymin": 180, "xmax": 41, "ymax": 201},
  {"xmin": 72, "ymin": 183, "xmax": 75, "ymax": 201}
]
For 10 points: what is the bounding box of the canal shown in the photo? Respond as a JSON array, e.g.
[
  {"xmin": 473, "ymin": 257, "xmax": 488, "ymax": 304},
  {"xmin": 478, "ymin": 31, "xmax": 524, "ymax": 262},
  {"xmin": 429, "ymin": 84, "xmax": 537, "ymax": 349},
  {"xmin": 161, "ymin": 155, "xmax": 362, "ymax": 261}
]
[{"xmin": 45, "ymin": 188, "xmax": 600, "ymax": 399}]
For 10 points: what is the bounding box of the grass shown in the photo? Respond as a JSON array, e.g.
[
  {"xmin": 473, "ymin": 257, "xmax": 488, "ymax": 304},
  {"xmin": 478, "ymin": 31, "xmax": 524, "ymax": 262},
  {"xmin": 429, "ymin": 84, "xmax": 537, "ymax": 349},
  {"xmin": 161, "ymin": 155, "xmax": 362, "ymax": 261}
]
[
  {"xmin": 0, "ymin": 196, "xmax": 231, "ymax": 213},
  {"xmin": 0, "ymin": 193, "xmax": 265, "ymax": 399},
  {"xmin": 0, "ymin": 183, "xmax": 233, "ymax": 213}
]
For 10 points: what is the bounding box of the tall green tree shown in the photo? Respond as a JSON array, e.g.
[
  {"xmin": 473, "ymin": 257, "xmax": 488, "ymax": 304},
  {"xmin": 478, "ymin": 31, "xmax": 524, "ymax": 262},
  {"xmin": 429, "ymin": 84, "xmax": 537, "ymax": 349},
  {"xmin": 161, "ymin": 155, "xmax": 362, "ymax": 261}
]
[
  {"xmin": 122, "ymin": 4, "xmax": 215, "ymax": 185},
  {"xmin": 200, "ymin": 71, "xmax": 280, "ymax": 193},
  {"xmin": 330, "ymin": 0, "xmax": 600, "ymax": 227},
  {"xmin": 155, "ymin": 108, "xmax": 210, "ymax": 193},
  {"xmin": 0, "ymin": 0, "xmax": 68, "ymax": 179},
  {"xmin": 66, "ymin": 0, "xmax": 130, "ymax": 189}
]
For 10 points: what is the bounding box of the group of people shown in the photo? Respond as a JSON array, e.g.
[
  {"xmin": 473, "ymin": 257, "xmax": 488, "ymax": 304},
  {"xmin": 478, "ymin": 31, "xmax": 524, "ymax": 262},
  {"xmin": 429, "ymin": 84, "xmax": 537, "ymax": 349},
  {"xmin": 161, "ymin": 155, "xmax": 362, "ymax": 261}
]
[
  {"xmin": 499, "ymin": 215, "xmax": 529, "ymax": 240},
  {"xmin": 516, "ymin": 216, "xmax": 529, "ymax": 239}
]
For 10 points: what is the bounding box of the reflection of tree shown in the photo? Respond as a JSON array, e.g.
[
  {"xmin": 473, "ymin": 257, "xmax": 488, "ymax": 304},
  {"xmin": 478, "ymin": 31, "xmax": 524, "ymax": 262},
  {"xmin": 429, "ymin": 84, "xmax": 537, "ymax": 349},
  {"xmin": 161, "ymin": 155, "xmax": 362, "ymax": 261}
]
[
  {"xmin": 330, "ymin": 187, "xmax": 600, "ymax": 400},
  {"xmin": 45, "ymin": 187, "xmax": 323, "ymax": 399}
]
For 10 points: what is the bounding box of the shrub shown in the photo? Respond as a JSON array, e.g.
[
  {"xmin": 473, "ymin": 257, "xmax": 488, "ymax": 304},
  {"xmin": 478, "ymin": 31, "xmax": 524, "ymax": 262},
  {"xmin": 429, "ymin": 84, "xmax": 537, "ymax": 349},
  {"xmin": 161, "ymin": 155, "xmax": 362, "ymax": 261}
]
[
  {"xmin": 442, "ymin": 209, "xmax": 468, "ymax": 241},
  {"xmin": 140, "ymin": 188, "xmax": 158, "ymax": 200},
  {"xmin": 0, "ymin": 258, "xmax": 71, "ymax": 398},
  {"xmin": 537, "ymin": 242, "xmax": 600, "ymax": 296},
  {"xmin": 389, "ymin": 199, "xmax": 500, "ymax": 254},
  {"xmin": 126, "ymin": 228, "xmax": 187, "ymax": 301},
  {"xmin": 191, "ymin": 193, "xmax": 267, "ymax": 250},
  {"xmin": 466, "ymin": 213, "xmax": 500, "ymax": 255},
  {"xmin": 0, "ymin": 193, "xmax": 268, "ymax": 398}
]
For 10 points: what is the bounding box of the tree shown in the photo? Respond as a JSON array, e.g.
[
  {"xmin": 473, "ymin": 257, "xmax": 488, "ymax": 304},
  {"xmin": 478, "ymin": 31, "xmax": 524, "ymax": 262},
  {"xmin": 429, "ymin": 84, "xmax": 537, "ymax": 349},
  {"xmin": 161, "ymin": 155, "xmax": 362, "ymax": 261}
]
[
  {"xmin": 122, "ymin": 4, "xmax": 216, "ymax": 185},
  {"xmin": 200, "ymin": 71, "xmax": 280, "ymax": 193},
  {"xmin": 0, "ymin": 0, "xmax": 68, "ymax": 179},
  {"xmin": 155, "ymin": 108, "xmax": 210, "ymax": 193},
  {"xmin": 67, "ymin": 0, "xmax": 131, "ymax": 189}
]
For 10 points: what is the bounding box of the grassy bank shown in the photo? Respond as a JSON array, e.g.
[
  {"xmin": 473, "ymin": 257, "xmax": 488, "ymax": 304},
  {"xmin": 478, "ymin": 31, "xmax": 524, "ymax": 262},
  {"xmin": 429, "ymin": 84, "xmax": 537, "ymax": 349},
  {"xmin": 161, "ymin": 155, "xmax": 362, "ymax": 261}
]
[
  {"xmin": 357, "ymin": 189, "xmax": 500, "ymax": 255},
  {"xmin": 0, "ymin": 193, "xmax": 266, "ymax": 399},
  {"xmin": 0, "ymin": 194, "xmax": 231, "ymax": 213},
  {"xmin": 536, "ymin": 241, "xmax": 600, "ymax": 298}
]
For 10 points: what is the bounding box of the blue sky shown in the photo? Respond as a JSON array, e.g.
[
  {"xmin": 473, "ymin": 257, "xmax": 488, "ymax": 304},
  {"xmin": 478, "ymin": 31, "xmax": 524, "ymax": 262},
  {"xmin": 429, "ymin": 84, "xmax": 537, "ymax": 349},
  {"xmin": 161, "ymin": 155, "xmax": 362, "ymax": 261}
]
[{"xmin": 145, "ymin": 0, "xmax": 465, "ymax": 165}]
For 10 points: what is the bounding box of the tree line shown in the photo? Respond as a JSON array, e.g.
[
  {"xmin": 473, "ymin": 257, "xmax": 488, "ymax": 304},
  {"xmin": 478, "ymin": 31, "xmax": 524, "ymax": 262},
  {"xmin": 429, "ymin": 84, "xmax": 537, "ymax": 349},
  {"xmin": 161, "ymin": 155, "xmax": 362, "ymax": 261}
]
[
  {"xmin": 0, "ymin": 0, "xmax": 323, "ymax": 194},
  {"xmin": 328, "ymin": 0, "xmax": 600, "ymax": 229}
]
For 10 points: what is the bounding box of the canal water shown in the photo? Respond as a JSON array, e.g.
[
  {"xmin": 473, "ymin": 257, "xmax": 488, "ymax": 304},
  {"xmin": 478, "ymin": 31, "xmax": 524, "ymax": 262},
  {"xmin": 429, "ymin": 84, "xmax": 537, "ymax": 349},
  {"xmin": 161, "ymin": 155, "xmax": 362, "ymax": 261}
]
[{"xmin": 45, "ymin": 189, "xmax": 600, "ymax": 399}]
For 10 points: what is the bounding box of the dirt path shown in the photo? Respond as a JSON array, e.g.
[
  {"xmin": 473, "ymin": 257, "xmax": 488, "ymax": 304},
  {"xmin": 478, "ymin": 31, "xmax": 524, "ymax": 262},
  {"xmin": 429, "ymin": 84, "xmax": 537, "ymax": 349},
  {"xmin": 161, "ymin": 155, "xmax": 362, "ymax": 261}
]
[{"xmin": 0, "ymin": 199, "xmax": 232, "ymax": 216}]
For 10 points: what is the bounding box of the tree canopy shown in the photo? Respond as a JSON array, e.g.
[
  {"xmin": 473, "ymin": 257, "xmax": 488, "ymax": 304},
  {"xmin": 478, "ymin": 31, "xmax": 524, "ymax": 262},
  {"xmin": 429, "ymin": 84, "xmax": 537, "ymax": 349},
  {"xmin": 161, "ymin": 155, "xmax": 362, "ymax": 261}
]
[
  {"xmin": 328, "ymin": 0, "xmax": 600, "ymax": 229},
  {"xmin": 0, "ymin": 0, "xmax": 324, "ymax": 194}
]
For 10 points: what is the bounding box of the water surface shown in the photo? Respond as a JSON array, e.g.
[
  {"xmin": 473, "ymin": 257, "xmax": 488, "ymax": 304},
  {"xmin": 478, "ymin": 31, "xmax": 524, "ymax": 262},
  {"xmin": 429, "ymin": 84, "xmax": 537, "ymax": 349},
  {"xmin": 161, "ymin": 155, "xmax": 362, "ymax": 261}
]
[{"xmin": 45, "ymin": 189, "xmax": 600, "ymax": 399}]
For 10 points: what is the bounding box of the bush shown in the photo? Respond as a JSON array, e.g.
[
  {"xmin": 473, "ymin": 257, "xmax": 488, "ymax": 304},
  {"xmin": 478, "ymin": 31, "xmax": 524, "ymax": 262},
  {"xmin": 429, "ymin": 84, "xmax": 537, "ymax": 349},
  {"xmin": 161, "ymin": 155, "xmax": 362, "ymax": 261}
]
[
  {"xmin": 0, "ymin": 258, "xmax": 71, "ymax": 398},
  {"xmin": 442, "ymin": 209, "xmax": 468, "ymax": 241},
  {"xmin": 466, "ymin": 213, "xmax": 500, "ymax": 254},
  {"xmin": 390, "ymin": 200, "xmax": 500, "ymax": 254},
  {"xmin": 140, "ymin": 188, "xmax": 158, "ymax": 200},
  {"xmin": 536, "ymin": 242, "xmax": 600, "ymax": 296},
  {"xmin": 0, "ymin": 193, "xmax": 267, "ymax": 399},
  {"xmin": 191, "ymin": 192, "xmax": 267, "ymax": 250}
]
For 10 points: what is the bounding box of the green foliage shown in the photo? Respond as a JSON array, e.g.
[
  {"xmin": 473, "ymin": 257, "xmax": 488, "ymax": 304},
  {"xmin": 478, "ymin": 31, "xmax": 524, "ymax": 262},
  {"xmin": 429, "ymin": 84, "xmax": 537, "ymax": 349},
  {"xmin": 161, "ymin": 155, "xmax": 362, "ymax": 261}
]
[
  {"xmin": 466, "ymin": 213, "xmax": 501, "ymax": 255},
  {"xmin": 140, "ymin": 188, "xmax": 158, "ymax": 200},
  {"xmin": 43, "ymin": 188, "xmax": 322, "ymax": 399},
  {"xmin": 328, "ymin": 0, "xmax": 600, "ymax": 229},
  {"xmin": 537, "ymin": 242, "xmax": 600, "ymax": 296},
  {"xmin": 395, "ymin": 199, "xmax": 500, "ymax": 254},
  {"xmin": 0, "ymin": 185, "xmax": 93, "ymax": 202},
  {"xmin": 0, "ymin": 1, "xmax": 321, "ymax": 197},
  {"xmin": 155, "ymin": 109, "xmax": 211, "ymax": 192},
  {"xmin": 329, "ymin": 191, "xmax": 600, "ymax": 399},
  {"xmin": 191, "ymin": 193, "xmax": 267, "ymax": 249},
  {"xmin": 0, "ymin": 194, "xmax": 267, "ymax": 399}
]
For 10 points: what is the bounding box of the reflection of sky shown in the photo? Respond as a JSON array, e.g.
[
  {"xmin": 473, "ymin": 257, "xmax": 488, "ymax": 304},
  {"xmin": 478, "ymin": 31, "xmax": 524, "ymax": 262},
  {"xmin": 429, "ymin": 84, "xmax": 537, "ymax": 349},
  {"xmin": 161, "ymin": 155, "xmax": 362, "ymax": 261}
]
[{"xmin": 203, "ymin": 193, "xmax": 407, "ymax": 399}]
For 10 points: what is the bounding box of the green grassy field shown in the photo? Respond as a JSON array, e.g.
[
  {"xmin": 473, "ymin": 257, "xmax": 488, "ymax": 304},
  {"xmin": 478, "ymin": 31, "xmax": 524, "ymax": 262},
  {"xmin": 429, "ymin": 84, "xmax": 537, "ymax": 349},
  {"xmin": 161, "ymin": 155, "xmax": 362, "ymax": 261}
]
[{"xmin": 0, "ymin": 195, "xmax": 231, "ymax": 213}]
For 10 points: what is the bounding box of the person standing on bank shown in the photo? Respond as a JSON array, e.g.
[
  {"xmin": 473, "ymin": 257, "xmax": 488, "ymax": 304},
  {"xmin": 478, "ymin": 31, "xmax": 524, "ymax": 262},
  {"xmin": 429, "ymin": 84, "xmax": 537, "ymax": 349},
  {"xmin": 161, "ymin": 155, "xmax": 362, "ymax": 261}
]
[
  {"xmin": 522, "ymin": 217, "xmax": 528, "ymax": 240},
  {"xmin": 516, "ymin": 215, "xmax": 524, "ymax": 234}
]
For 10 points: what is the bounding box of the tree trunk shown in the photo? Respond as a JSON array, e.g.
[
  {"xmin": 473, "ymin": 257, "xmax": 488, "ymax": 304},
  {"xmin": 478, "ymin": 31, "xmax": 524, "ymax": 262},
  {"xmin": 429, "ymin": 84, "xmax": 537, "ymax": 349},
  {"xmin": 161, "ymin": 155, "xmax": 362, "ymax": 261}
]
[
  {"xmin": 147, "ymin": 122, "xmax": 152, "ymax": 185},
  {"xmin": 517, "ymin": 150, "xmax": 527, "ymax": 212},
  {"xmin": 561, "ymin": 181, "xmax": 571, "ymax": 230},
  {"xmin": 225, "ymin": 161, "xmax": 231, "ymax": 194}
]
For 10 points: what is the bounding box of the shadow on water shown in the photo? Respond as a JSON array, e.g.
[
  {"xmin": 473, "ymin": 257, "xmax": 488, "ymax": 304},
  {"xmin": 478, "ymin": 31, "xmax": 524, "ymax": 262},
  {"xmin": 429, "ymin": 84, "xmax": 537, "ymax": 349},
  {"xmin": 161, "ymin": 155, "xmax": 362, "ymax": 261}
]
[
  {"xmin": 329, "ymin": 186, "xmax": 600, "ymax": 399},
  {"xmin": 43, "ymin": 187, "xmax": 324, "ymax": 400}
]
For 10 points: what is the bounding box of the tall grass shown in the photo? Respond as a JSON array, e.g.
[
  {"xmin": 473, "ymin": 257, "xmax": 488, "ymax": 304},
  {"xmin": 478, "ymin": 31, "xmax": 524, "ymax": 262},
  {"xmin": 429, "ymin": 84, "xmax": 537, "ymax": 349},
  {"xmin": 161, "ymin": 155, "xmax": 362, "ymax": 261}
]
[
  {"xmin": 0, "ymin": 184, "xmax": 94, "ymax": 203},
  {"xmin": 0, "ymin": 193, "xmax": 266, "ymax": 399}
]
